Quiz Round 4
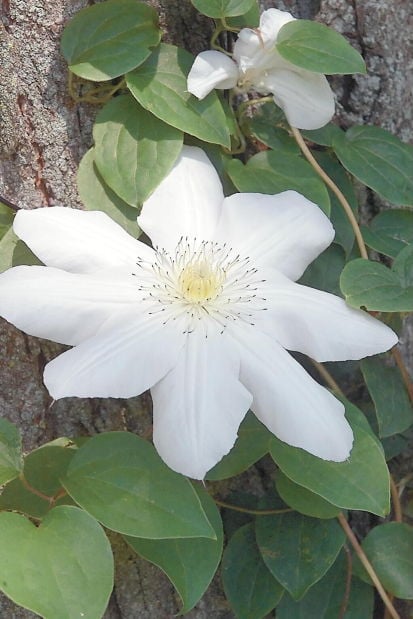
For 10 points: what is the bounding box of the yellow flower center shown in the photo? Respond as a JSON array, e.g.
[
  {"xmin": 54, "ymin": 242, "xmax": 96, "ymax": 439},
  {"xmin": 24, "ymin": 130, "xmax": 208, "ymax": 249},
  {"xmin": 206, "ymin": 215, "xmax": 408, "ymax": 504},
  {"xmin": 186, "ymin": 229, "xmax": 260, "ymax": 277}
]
[{"xmin": 179, "ymin": 259, "xmax": 225, "ymax": 303}]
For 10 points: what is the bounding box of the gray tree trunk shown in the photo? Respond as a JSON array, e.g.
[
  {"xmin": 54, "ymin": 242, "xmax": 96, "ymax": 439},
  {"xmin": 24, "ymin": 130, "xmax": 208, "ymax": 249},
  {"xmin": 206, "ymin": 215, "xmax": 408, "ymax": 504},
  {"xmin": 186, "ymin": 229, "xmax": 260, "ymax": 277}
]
[{"xmin": 0, "ymin": 0, "xmax": 412, "ymax": 617}]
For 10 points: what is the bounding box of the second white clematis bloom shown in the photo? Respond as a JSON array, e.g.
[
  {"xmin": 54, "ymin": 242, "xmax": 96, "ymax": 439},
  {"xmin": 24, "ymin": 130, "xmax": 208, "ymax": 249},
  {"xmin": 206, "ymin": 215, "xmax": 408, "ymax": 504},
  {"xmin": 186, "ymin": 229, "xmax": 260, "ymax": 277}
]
[
  {"xmin": 187, "ymin": 8, "xmax": 335, "ymax": 129},
  {"xmin": 0, "ymin": 147, "xmax": 396, "ymax": 479}
]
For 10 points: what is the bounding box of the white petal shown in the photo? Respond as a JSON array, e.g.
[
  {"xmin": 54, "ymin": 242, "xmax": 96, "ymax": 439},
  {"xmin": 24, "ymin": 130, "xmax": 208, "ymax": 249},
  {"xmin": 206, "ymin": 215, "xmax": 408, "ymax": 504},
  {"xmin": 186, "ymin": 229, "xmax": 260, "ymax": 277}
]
[
  {"xmin": 0, "ymin": 266, "xmax": 142, "ymax": 346},
  {"xmin": 151, "ymin": 330, "xmax": 252, "ymax": 479},
  {"xmin": 13, "ymin": 207, "xmax": 152, "ymax": 273},
  {"xmin": 187, "ymin": 51, "xmax": 239, "ymax": 100},
  {"xmin": 261, "ymin": 275, "xmax": 398, "ymax": 361},
  {"xmin": 138, "ymin": 146, "xmax": 224, "ymax": 251},
  {"xmin": 216, "ymin": 190, "xmax": 334, "ymax": 280},
  {"xmin": 259, "ymin": 9, "xmax": 295, "ymax": 45},
  {"xmin": 44, "ymin": 313, "xmax": 184, "ymax": 400},
  {"xmin": 233, "ymin": 325, "xmax": 353, "ymax": 461},
  {"xmin": 261, "ymin": 68, "xmax": 335, "ymax": 129}
]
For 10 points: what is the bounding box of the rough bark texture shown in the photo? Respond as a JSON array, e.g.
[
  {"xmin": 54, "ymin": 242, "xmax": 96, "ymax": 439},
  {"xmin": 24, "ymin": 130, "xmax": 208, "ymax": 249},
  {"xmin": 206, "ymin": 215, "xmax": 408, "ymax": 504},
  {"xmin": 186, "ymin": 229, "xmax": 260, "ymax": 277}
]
[{"xmin": 0, "ymin": 0, "xmax": 412, "ymax": 617}]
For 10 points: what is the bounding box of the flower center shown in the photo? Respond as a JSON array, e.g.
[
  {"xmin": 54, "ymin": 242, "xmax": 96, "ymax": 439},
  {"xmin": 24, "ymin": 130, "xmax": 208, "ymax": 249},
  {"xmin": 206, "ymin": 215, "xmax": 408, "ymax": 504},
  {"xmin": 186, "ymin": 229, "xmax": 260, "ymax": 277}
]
[{"xmin": 178, "ymin": 259, "xmax": 225, "ymax": 303}]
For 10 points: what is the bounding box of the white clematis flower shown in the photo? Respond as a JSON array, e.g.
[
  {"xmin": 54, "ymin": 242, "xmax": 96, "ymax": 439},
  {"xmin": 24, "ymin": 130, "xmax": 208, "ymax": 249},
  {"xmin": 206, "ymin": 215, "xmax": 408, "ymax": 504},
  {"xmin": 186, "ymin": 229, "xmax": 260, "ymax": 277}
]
[
  {"xmin": 0, "ymin": 146, "xmax": 397, "ymax": 479},
  {"xmin": 187, "ymin": 8, "xmax": 335, "ymax": 130}
]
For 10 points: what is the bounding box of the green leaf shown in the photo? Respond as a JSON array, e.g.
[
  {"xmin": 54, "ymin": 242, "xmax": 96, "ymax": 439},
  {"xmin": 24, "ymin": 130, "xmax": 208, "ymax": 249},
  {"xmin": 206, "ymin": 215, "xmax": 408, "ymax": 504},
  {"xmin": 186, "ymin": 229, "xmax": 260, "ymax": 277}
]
[
  {"xmin": 126, "ymin": 44, "xmax": 232, "ymax": 148},
  {"xmin": 222, "ymin": 523, "xmax": 284, "ymax": 619},
  {"xmin": 340, "ymin": 252, "xmax": 413, "ymax": 312},
  {"xmin": 361, "ymin": 357, "xmax": 413, "ymax": 437},
  {"xmin": 270, "ymin": 401, "xmax": 390, "ymax": 516},
  {"xmin": 227, "ymin": 150, "xmax": 331, "ymax": 215},
  {"xmin": 0, "ymin": 418, "xmax": 22, "ymax": 485},
  {"xmin": 277, "ymin": 550, "xmax": 374, "ymax": 618},
  {"xmin": 313, "ymin": 151, "xmax": 358, "ymax": 256},
  {"xmin": 333, "ymin": 126, "xmax": 413, "ymax": 205},
  {"xmin": 93, "ymin": 94, "xmax": 183, "ymax": 206},
  {"xmin": 62, "ymin": 432, "xmax": 215, "ymax": 539},
  {"xmin": 206, "ymin": 412, "xmax": 271, "ymax": 480},
  {"xmin": 361, "ymin": 209, "xmax": 413, "ymax": 258},
  {"xmin": 0, "ymin": 506, "xmax": 114, "ymax": 619},
  {"xmin": 0, "ymin": 226, "xmax": 41, "ymax": 273},
  {"xmin": 276, "ymin": 20, "xmax": 366, "ymax": 74},
  {"xmin": 354, "ymin": 523, "xmax": 413, "ymax": 599},
  {"xmin": 255, "ymin": 512, "xmax": 345, "ymax": 599},
  {"xmin": 275, "ymin": 471, "xmax": 340, "ymax": 519},
  {"xmin": 247, "ymin": 119, "xmax": 300, "ymax": 154},
  {"xmin": 191, "ymin": 0, "xmax": 255, "ymax": 17},
  {"xmin": 0, "ymin": 201, "xmax": 14, "ymax": 239},
  {"xmin": 226, "ymin": 1, "xmax": 259, "ymax": 27},
  {"xmin": 300, "ymin": 244, "xmax": 345, "ymax": 297},
  {"xmin": 301, "ymin": 123, "xmax": 344, "ymax": 147},
  {"xmin": 125, "ymin": 485, "xmax": 223, "ymax": 613},
  {"xmin": 77, "ymin": 148, "xmax": 141, "ymax": 237},
  {"xmin": 61, "ymin": 0, "xmax": 161, "ymax": 81}
]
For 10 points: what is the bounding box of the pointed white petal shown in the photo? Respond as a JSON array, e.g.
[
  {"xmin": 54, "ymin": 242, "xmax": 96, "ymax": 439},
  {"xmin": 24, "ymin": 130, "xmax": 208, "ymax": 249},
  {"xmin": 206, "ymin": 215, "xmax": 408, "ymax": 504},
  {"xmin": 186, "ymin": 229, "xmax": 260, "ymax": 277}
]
[
  {"xmin": 233, "ymin": 325, "xmax": 353, "ymax": 461},
  {"xmin": 187, "ymin": 51, "xmax": 239, "ymax": 100},
  {"xmin": 138, "ymin": 146, "xmax": 224, "ymax": 251},
  {"xmin": 261, "ymin": 68, "xmax": 335, "ymax": 130},
  {"xmin": 261, "ymin": 276, "xmax": 398, "ymax": 361},
  {"xmin": 0, "ymin": 266, "xmax": 142, "ymax": 345},
  {"xmin": 151, "ymin": 330, "xmax": 252, "ymax": 479},
  {"xmin": 13, "ymin": 207, "xmax": 152, "ymax": 273},
  {"xmin": 259, "ymin": 9, "xmax": 295, "ymax": 45},
  {"xmin": 44, "ymin": 314, "xmax": 184, "ymax": 400},
  {"xmin": 216, "ymin": 190, "xmax": 334, "ymax": 280}
]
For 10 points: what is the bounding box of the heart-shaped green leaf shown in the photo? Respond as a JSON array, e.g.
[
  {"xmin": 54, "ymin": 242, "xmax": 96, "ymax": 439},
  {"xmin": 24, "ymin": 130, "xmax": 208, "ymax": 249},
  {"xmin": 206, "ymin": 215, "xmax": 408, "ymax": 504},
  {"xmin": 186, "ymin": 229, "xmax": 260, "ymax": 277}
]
[
  {"xmin": 222, "ymin": 523, "xmax": 284, "ymax": 619},
  {"xmin": 61, "ymin": 0, "xmax": 161, "ymax": 80},
  {"xmin": 191, "ymin": 0, "xmax": 256, "ymax": 18},
  {"xmin": 62, "ymin": 432, "xmax": 215, "ymax": 539},
  {"xmin": 126, "ymin": 44, "xmax": 232, "ymax": 148},
  {"xmin": 125, "ymin": 485, "xmax": 223, "ymax": 613},
  {"xmin": 275, "ymin": 471, "xmax": 340, "ymax": 519},
  {"xmin": 255, "ymin": 512, "xmax": 345, "ymax": 599},
  {"xmin": 0, "ymin": 506, "xmax": 114, "ymax": 619},
  {"xmin": 270, "ymin": 401, "xmax": 390, "ymax": 516},
  {"xmin": 361, "ymin": 209, "xmax": 413, "ymax": 258},
  {"xmin": 93, "ymin": 94, "xmax": 183, "ymax": 206},
  {"xmin": 227, "ymin": 150, "xmax": 331, "ymax": 215},
  {"xmin": 340, "ymin": 249, "xmax": 413, "ymax": 312},
  {"xmin": 277, "ymin": 20, "xmax": 366, "ymax": 74},
  {"xmin": 333, "ymin": 126, "xmax": 413, "ymax": 205},
  {"xmin": 0, "ymin": 418, "xmax": 22, "ymax": 485}
]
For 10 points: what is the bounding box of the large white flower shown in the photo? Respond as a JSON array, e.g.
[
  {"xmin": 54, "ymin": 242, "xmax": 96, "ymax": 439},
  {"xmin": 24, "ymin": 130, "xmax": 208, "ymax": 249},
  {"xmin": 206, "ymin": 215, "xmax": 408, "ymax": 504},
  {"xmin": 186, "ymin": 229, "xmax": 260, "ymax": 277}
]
[
  {"xmin": 0, "ymin": 147, "xmax": 396, "ymax": 479},
  {"xmin": 187, "ymin": 8, "xmax": 335, "ymax": 130}
]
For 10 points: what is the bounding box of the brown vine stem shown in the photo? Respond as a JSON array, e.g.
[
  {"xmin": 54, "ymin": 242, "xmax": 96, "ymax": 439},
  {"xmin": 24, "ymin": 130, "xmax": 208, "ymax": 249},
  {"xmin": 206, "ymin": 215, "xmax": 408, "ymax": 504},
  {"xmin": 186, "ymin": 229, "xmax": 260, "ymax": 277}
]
[
  {"xmin": 19, "ymin": 474, "xmax": 54, "ymax": 505},
  {"xmin": 338, "ymin": 513, "xmax": 400, "ymax": 619},
  {"xmin": 290, "ymin": 126, "xmax": 368, "ymax": 260},
  {"xmin": 389, "ymin": 475, "xmax": 403, "ymax": 523},
  {"xmin": 214, "ymin": 499, "xmax": 293, "ymax": 516},
  {"xmin": 391, "ymin": 345, "xmax": 413, "ymax": 404}
]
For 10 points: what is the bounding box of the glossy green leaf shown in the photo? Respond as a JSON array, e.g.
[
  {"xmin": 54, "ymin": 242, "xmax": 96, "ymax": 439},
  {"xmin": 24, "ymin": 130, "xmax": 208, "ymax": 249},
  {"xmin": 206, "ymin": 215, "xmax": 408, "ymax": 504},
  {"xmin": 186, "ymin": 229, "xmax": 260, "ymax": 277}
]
[
  {"xmin": 226, "ymin": 1, "xmax": 259, "ymax": 27},
  {"xmin": 0, "ymin": 506, "xmax": 114, "ymax": 619},
  {"xmin": 0, "ymin": 418, "xmax": 22, "ymax": 485},
  {"xmin": 333, "ymin": 126, "xmax": 413, "ymax": 205},
  {"xmin": 354, "ymin": 523, "xmax": 413, "ymax": 599},
  {"xmin": 270, "ymin": 401, "xmax": 390, "ymax": 516},
  {"xmin": 77, "ymin": 148, "xmax": 141, "ymax": 237},
  {"xmin": 361, "ymin": 209, "xmax": 413, "ymax": 258},
  {"xmin": 93, "ymin": 94, "xmax": 183, "ymax": 206},
  {"xmin": 0, "ymin": 201, "xmax": 14, "ymax": 239},
  {"xmin": 300, "ymin": 244, "xmax": 345, "ymax": 297},
  {"xmin": 301, "ymin": 123, "xmax": 344, "ymax": 147},
  {"xmin": 277, "ymin": 550, "xmax": 374, "ymax": 618},
  {"xmin": 256, "ymin": 512, "xmax": 345, "ymax": 599},
  {"xmin": 222, "ymin": 523, "xmax": 284, "ymax": 619},
  {"xmin": 247, "ymin": 119, "xmax": 300, "ymax": 154},
  {"xmin": 126, "ymin": 44, "xmax": 231, "ymax": 147},
  {"xmin": 340, "ymin": 252, "xmax": 413, "ymax": 312},
  {"xmin": 125, "ymin": 485, "xmax": 223, "ymax": 613},
  {"xmin": 313, "ymin": 151, "xmax": 357, "ymax": 256},
  {"xmin": 191, "ymin": 0, "xmax": 255, "ymax": 17},
  {"xmin": 61, "ymin": 0, "xmax": 161, "ymax": 80},
  {"xmin": 361, "ymin": 357, "xmax": 413, "ymax": 437},
  {"xmin": 206, "ymin": 412, "xmax": 271, "ymax": 480},
  {"xmin": 276, "ymin": 20, "xmax": 366, "ymax": 74},
  {"xmin": 275, "ymin": 471, "xmax": 340, "ymax": 519},
  {"xmin": 63, "ymin": 432, "xmax": 215, "ymax": 539},
  {"xmin": 227, "ymin": 150, "xmax": 331, "ymax": 215},
  {"xmin": 0, "ymin": 227, "xmax": 41, "ymax": 273}
]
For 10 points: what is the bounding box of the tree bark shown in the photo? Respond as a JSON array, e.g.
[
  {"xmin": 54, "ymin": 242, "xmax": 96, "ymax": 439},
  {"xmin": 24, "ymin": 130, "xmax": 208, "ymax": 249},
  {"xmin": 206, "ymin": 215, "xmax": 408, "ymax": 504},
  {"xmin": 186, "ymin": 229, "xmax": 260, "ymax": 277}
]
[{"xmin": 0, "ymin": 1, "xmax": 412, "ymax": 617}]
